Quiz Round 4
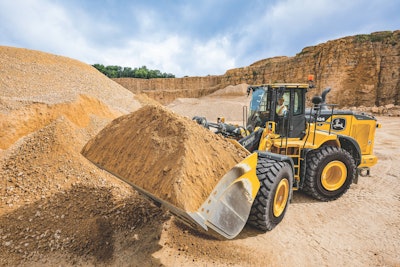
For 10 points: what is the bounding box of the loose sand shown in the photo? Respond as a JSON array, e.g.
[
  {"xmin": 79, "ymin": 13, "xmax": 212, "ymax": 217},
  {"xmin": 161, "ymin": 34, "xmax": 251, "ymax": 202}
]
[{"xmin": 81, "ymin": 104, "xmax": 247, "ymax": 212}]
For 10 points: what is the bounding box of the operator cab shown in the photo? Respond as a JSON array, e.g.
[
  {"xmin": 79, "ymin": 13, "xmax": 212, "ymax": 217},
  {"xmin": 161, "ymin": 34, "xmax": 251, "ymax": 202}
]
[{"xmin": 247, "ymin": 84, "xmax": 308, "ymax": 138}]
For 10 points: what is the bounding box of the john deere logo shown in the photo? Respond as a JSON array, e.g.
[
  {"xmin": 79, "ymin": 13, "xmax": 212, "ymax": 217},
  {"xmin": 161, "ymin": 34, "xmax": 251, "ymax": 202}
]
[{"xmin": 332, "ymin": 118, "xmax": 346, "ymax": 131}]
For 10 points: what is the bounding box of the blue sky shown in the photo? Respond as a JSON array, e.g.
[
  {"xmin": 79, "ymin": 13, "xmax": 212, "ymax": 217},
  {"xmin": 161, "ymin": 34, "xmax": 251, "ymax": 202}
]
[{"xmin": 0, "ymin": 0, "xmax": 399, "ymax": 77}]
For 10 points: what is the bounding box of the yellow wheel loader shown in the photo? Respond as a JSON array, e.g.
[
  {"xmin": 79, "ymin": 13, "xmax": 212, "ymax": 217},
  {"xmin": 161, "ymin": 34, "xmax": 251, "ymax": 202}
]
[
  {"xmin": 191, "ymin": 80, "xmax": 379, "ymax": 234},
  {"xmin": 82, "ymin": 79, "xmax": 379, "ymax": 240}
]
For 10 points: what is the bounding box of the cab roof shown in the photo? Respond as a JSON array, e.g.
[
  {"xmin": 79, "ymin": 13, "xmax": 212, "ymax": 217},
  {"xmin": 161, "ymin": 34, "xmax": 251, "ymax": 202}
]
[{"xmin": 248, "ymin": 83, "xmax": 310, "ymax": 89}]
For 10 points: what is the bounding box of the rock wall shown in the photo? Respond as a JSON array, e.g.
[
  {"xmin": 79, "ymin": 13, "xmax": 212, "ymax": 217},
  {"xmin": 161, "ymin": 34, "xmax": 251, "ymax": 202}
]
[
  {"xmin": 113, "ymin": 76, "xmax": 222, "ymax": 104},
  {"xmin": 114, "ymin": 30, "xmax": 400, "ymax": 107}
]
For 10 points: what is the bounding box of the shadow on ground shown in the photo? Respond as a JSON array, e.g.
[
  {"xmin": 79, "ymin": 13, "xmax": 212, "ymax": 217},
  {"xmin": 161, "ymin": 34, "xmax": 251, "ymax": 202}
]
[{"xmin": 0, "ymin": 184, "xmax": 170, "ymax": 266}]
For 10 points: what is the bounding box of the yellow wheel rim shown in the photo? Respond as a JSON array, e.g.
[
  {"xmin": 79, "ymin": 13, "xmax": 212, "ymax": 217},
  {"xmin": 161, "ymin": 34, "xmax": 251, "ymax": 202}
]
[
  {"xmin": 321, "ymin": 161, "xmax": 347, "ymax": 191},
  {"xmin": 273, "ymin": 178, "xmax": 289, "ymax": 217}
]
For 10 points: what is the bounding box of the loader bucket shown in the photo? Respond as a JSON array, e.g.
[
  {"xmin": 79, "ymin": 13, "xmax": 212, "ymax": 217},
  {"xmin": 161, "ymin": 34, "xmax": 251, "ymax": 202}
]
[
  {"xmin": 80, "ymin": 105, "xmax": 260, "ymax": 239},
  {"xmin": 186, "ymin": 152, "xmax": 259, "ymax": 238},
  {"xmin": 90, "ymin": 152, "xmax": 260, "ymax": 239}
]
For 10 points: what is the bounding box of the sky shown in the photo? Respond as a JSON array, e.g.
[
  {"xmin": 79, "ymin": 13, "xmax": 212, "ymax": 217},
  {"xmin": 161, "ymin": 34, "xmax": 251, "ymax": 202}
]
[{"xmin": 0, "ymin": 0, "xmax": 399, "ymax": 77}]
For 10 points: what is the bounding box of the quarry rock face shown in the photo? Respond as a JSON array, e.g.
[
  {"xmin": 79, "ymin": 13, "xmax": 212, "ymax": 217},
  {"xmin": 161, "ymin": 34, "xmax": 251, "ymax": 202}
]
[
  {"xmin": 114, "ymin": 31, "xmax": 400, "ymax": 107},
  {"xmin": 113, "ymin": 76, "xmax": 223, "ymax": 104}
]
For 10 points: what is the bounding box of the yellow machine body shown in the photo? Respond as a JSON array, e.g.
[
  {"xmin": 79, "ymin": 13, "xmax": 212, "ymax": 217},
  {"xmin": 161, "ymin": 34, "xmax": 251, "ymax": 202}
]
[{"xmin": 312, "ymin": 113, "xmax": 380, "ymax": 168}]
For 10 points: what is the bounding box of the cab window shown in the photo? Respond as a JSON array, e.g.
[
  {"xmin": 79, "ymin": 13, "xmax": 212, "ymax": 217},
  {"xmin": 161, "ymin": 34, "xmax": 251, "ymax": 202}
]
[{"xmin": 293, "ymin": 89, "xmax": 304, "ymax": 115}]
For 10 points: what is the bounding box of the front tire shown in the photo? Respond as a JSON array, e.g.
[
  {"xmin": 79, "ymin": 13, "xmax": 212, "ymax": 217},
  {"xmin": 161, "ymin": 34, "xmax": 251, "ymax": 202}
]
[
  {"xmin": 247, "ymin": 156, "xmax": 293, "ymax": 231},
  {"xmin": 303, "ymin": 146, "xmax": 356, "ymax": 201}
]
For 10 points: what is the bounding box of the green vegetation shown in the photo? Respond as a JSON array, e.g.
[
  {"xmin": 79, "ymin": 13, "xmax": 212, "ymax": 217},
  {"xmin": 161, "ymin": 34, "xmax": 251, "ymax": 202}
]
[
  {"xmin": 92, "ymin": 64, "xmax": 175, "ymax": 79},
  {"xmin": 354, "ymin": 31, "xmax": 395, "ymax": 43},
  {"xmin": 354, "ymin": 34, "xmax": 370, "ymax": 43}
]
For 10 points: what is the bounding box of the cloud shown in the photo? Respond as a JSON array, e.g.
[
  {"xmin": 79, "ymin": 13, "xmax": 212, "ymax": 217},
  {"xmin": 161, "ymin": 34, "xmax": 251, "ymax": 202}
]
[
  {"xmin": 0, "ymin": 0, "xmax": 399, "ymax": 77},
  {"xmin": 0, "ymin": 0, "xmax": 95, "ymax": 57},
  {"xmin": 189, "ymin": 35, "xmax": 236, "ymax": 76},
  {"xmin": 228, "ymin": 0, "xmax": 400, "ymax": 65},
  {"xmin": 0, "ymin": 0, "xmax": 238, "ymax": 76},
  {"xmin": 93, "ymin": 34, "xmax": 235, "ymax": 77}
]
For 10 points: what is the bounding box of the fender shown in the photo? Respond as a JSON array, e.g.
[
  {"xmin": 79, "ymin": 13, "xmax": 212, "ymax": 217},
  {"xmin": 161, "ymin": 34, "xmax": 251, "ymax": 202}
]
[
  {"xmin": 255, "ymin": 151, "xmax": 295, "ymax": 176},
  {"xmin": 337, "ymin": 135, "xmax": 362, "ymax": 167}
]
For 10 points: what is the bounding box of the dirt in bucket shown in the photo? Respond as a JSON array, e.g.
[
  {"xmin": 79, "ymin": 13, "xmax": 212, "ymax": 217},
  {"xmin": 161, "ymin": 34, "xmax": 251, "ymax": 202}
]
[{"xmin": 81, "ymin": 104, "xmax": 248, "ymax": 212}]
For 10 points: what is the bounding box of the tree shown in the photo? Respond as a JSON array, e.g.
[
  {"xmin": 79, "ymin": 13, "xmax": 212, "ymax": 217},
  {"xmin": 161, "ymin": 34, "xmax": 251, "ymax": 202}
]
[{"xmin": 92, "ymin": 64, "xmax": 175, "ymax": 79}]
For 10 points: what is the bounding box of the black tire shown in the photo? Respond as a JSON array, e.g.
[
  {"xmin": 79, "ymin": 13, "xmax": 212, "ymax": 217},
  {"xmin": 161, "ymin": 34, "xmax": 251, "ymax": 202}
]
[
  {"xmin": 303, "ymin": 146, "xmax": 356, "ymax": 201},
  {"xmin": 247, "ymin": 157, "xmax": 293, "ymax": 231}
]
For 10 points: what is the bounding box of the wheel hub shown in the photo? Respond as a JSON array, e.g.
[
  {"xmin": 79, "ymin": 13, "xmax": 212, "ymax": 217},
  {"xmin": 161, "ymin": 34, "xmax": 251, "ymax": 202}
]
[
  {"xmin": 273, "ymin": 178, "xmax": 289, "ymax": 217},
  {"xmin": 321, "ymin": 161, "xmax": 347, "ymax": 191}
]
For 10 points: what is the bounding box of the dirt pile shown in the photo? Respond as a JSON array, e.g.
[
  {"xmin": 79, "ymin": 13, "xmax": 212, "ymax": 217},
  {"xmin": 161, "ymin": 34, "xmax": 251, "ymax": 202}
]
[
  {"xmin": 0, "ymin": 106, "xmax": 170, "ymax": 266},
  {"xmin": 1, "ymin": 46, "xmax": 254, "ymax": 266},
  {"xmin": 81, "ymin": 104, "xmax": 248, "ymax": 212},
  {"xmin": 0, "ymin": 46, "xmax": 140, "ymax": 113},
  {"xmin": 0, "ymin": 94, "xmax": 121, "ymax": 150},
  {"xmin": 208, "ymin": 83, "xmax": 248, "ymax": 97},
  {"xmin": 167, "ymin": 84, "xmax": 249, "ymax": 125},
  {"xmin": 0, "ymin": 46, "xmax": 169, "ymax": 266}
]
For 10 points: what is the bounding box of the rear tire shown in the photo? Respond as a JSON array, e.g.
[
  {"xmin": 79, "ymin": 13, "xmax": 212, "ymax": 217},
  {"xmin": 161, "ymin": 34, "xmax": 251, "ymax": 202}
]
[
  {"xmin": 247, "ymin": 156, "xmax": 293, "ymax": 231},
  {"xmin": 303, "ymin": 146, "xmax": 356, "ymax": 201}
]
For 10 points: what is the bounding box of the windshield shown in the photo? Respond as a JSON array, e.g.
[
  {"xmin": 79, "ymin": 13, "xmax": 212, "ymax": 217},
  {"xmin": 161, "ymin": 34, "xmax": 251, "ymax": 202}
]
[
  {"xmin": 247, "ymin": 87, "xmax": 270, "ymax": 129},
  {"xmin": 249, "ymin": 88, "xmax": 266, "ymax": 111}
]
